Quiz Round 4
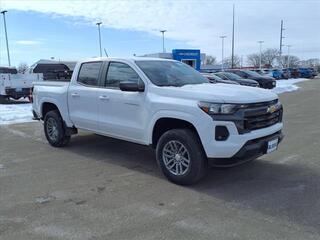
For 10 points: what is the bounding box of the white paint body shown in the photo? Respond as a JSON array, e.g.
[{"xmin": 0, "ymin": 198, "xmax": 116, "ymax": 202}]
[{"xmin": 32, "ymin": 57, "xmax": 283, "ymax": 158}]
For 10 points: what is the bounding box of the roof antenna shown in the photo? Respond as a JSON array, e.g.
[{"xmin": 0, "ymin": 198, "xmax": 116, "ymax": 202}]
[{"xmin": 104, "ymin": 48, "xmax": 109, "ymax": 57}]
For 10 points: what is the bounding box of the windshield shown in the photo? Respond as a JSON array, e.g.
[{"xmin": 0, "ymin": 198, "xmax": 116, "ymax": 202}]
[
  {"xmin": 210, "ymin": 74, "xmax": 223, "ymax": 81},
  {"xmin": 135, "ymin": 60, "xmax": 208, "ymax": 87},
  {"xmin": 243, "ymin": 70, "xmax": 262, "ymax": 77},
  {"xmin": 217, "ymin": 72, "xmax": 242, "ymax": 80}
]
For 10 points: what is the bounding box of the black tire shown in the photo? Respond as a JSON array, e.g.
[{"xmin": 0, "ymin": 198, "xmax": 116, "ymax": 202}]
[
  {"xmin": 156, "ymin": 129, "xmax": 207, "ymax": 185},
  {"xmin": 0, "ymin": 95, "xmax": 9, "ymax": 104},
  {"xmin": 44, "ymin": 110, "xmax": 70, "ymax": 147}
]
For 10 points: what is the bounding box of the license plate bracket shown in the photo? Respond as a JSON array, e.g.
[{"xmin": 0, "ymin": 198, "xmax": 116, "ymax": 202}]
[{"xmin": 267, "ymin": 138, "xmax": 278, "ymax": 154}]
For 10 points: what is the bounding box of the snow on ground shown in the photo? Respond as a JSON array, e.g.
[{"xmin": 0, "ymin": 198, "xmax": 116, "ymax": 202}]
[
  {"xmin": 272, "ymin": 78, "xmax": 308, "ymax": 94},
  {"xmin": 0, "ymin": 103, "xmax": 35, "ymax": 125},
  {"xmin": 0, "ymin": 78, "xmax": 311, "ymax": 125}
]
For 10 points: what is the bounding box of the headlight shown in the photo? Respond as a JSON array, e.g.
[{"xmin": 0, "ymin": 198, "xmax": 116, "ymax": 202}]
[{"xmin": 198, "ymin": 102, "xmax": 239, "ymax": 115}]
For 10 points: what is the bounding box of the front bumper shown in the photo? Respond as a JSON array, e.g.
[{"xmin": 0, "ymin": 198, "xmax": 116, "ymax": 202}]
[
  {"xmin": 208, "ymin": 131, "xmax": 284, "ymax": 167},
  {"xmin": 261, "ymin": 80, "xmax": 276, "ymax": 89}
]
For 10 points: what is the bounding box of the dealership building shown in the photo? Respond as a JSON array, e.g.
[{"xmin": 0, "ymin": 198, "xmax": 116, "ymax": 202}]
[{"xmin": 141, "ymin": 49, "xmax": 206, "ymax": 71}]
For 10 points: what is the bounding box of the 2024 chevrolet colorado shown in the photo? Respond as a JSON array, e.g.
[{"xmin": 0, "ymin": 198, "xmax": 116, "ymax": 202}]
[{"xmin": 32, "ymin": 58, "xmax": 284, "ymax": 185}]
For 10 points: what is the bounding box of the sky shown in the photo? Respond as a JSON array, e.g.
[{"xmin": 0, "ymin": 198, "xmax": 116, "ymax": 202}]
[{"xmin": 0, "ymin": 0, "xmax": 319, "ymax": 67}]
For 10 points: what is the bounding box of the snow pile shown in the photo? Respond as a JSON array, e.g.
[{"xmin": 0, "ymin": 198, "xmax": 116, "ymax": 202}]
[
  {"xmin": 272, "ymin": 78, "xmax": 308, "ymax": 94},
  {"xmin": 0, "ymin": 103, "xmax": 35, "ymax": 125}
]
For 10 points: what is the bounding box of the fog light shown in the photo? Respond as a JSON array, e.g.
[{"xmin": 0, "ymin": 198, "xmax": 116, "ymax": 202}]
[{"xmin": 215, "ymin": 126, "xmax": 229, "ymax": 141}]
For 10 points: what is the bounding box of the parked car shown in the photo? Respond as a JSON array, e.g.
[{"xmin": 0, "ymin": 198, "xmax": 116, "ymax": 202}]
[
  {"xmin": 281, "ymin": 68, "xmax": 291, "ymax": 79},
  {"xmin": 288, "ymin": 68, "xmax": 300, "ymax": 78},
  {"xmin": 226, "ymin": 69, "xmax": 276, "ymax": 89},
  {"xmin": 201, "ymin": 73, "xmax": 239, "ymax": 85},
  {"xmin": 308, "ymin": 68, "xmax": 318, "ymax": 78},
  {"xmin": 271, "ymin": 69, "xmax": 283, "ymax": 80},
  {"xmin": 215, "ymin": 72, "xmax": 259, "ymax": 87},
  {"xmin": 254, "ymin": 69, "xmax": 282, "ymax": 80},
  {"xmin": 0, "ymin": 66, "xmax": 43, "ymax": 101},
  {"xmin": 32, "ymin": 58, "xmax": 284, "ymax": 185},
  {"xmin": 298, "ymin": 68, "xmax": 313, "ymax": 78}
]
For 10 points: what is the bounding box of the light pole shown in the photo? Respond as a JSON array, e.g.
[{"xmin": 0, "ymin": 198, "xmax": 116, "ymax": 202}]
[
  {"xmin": 220, "ymin": 36, "xmax": 227, "ymax": 71},
  {"xmin": 231, "ymin": 4, "xmax": 235, "ymax": 68},
  {"xmin": 1, "ymin": 10, "xmax": 11, "ymax": 66},
  {"xmin": 160, "ymin": 30, "xmax": 167, "ymax": 53},
  {"xmin": 286, "ymin": 45, "xmax": 291, "ymax": 68},
  {"xmin": 96, "ymin": 22, "xmax": 102, "ymax": 57},
  {"xmin": 258, "ymin": 40, "xmax": 264, "ymax": 69}
]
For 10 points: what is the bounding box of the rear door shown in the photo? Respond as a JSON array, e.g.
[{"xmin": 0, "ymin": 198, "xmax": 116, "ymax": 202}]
[{"xmin": 68, "ymin": 61, "xmax": 103, "ymax": 131}]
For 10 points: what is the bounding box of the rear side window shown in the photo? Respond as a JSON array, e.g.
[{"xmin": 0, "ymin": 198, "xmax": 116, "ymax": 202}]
[
  {"xmin": 106, "ymin": 62, "xmax": 141, "ymax": 88},
  {"xmin": 78, "ymin": 62, "xmax": 102, "ymax": 86}
]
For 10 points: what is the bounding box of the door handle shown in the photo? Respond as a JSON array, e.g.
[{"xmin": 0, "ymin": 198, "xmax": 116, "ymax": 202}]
[
  {"xmin": 71, "ymin": 93, "xmax": 79, "ymax": 97},
  {"xmin": 99, "ymin": 95, "xmax": 109, "ymax": 100}
]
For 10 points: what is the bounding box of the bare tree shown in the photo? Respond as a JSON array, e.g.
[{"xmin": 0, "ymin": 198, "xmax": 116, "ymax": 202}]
[
  {"xmin": 281, "ymin": 55, "xmax": 300, "ymax": 68},
  {"xmin": 17, "ymin": 62, "xmax": 29, "ymax": 73},
  {"xmin": 224, "ymin": 55, "xmax": 241, "ymax": 68},
  {"xmin": 262, "ymin": 48, "xmax": 279, "ymax": 68},
  {"xmin": 247, "ymin": 48, "xmax": 279, "ymax": 68},
  {"xmin": 247, "ymin": 53, "xmax": 260, "ymax": 67},
  {"xmin": 204, "ymin": 55, "xmax": 217, "ymax": 65}
]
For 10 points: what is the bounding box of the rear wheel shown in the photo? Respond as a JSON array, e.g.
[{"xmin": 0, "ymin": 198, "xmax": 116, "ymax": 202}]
[
  {"xmin": 156, "ymin": 129, "xmax": 207, "ymax": 185},
  {"xmin": 44, "ymin": 110, "xmax": 70, "ymax": 147}
]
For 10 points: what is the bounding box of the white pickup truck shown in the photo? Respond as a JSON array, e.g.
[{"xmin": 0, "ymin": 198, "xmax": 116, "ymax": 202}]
[
  {"xmin": 0, "ymin": 66, "xmax": 43, "ymax": 101},
  {"xmin": 32, "ymin": 57, "xmax": 284, "ymax": 185}
]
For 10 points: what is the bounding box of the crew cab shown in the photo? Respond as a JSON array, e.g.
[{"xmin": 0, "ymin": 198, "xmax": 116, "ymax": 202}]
[{"xmin": 32, "ymin": 58, "xmax": 284, "ymax": 185}]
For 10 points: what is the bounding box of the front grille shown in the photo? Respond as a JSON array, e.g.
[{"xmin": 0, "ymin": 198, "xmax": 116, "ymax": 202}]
[
  {"xmin": 243, "ymin": 101, "xmax": 282, "ymax": 131},
  {"xmin": 211, "ymin": 99, "xmax": 283, "ymax": 134}
]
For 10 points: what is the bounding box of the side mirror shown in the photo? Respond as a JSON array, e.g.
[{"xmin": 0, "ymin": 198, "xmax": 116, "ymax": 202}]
[{"xmin": 119, "ymin": 81, "xmax": 144, "ymax": 92}]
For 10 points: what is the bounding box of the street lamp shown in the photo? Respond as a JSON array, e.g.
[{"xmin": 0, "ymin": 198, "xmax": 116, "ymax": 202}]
[
  {"xmin": 220, "ymin": 36, "xmax": 227, "ymax": 71},
  {"xmin": 160, "ymin": 30, "xmax": 167, "ymax": 53},
  {"xmin": 258, "ymin": 40, "xmax": 264, "ymax": 70},
  {"xmin": 286, "ymin": 45, "xmax": 291, "ymax": 68},
  {"xmin": 1, "ymin": 10, "xmax": 11, "ymax": 66},
  {"xmin": 96, "ymin": 22, "xmax": 102, "ymax": 57}
]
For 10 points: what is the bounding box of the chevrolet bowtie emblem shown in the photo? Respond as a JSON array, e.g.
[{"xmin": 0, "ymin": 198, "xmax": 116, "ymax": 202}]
[{"xmin": 267, "ymin": 104, "xmax": 277, "ymax": 113}]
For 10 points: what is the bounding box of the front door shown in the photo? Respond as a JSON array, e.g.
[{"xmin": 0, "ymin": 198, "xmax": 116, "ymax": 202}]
[{"xmin": 98, "ymin": 61, "xmax": 146, "ymax": 143}]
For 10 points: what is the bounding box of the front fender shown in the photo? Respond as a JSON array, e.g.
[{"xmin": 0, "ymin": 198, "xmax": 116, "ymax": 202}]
[{"xmin": 146, "ymin": 109, "xmax": 210, "ymax": 145}]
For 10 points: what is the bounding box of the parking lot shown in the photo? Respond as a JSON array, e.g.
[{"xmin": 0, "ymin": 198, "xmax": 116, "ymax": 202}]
[{"xmin": 1, "ymin": 79, "xmax": 320, "ymax": 239}]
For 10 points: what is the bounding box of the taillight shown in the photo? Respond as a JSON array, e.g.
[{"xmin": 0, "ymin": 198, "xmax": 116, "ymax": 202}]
[{"xmin": 29, "ymin": 87, "xmax": 34, "ymax": 103}]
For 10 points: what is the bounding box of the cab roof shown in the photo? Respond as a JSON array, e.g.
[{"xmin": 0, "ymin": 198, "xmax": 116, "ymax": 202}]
[{"xmin": 79, "ymin": 57, "xmax": 176, "ymax": 64}]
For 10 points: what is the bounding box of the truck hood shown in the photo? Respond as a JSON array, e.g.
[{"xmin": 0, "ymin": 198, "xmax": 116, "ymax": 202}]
[{"xmin": 152, "ymin": 83, "xmax": 278, "ymax": 104}]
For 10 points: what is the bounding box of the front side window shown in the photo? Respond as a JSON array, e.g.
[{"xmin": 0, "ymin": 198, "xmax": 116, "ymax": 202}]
[
  {"xmin": 106, "ymin": 62, "xmax": 141, "ymax": 88},
  {"xmin": 136, "ymin": 60, "xmax": 208, "ymax": 87},
  {"xmin": 78, "ymin": 62, "xmax": 102, "ymax": 86}
]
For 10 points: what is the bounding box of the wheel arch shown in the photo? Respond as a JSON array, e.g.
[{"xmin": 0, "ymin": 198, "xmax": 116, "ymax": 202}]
[
  {"xmin": 151, "ymin": 117, "xmax": 202, "ymax": 148},
  {"xmin": 41, "ymin": 102, "xmax": 60, "ymax": 119}
]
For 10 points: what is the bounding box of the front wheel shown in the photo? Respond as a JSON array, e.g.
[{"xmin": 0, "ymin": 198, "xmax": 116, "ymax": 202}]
[
  {"xmin": 156, "ymin": 129, "xmax": 207, "ymax": 185},
  {"xmin": 44, "ymin": 110, "xmax": 70, "ymax": 147}
]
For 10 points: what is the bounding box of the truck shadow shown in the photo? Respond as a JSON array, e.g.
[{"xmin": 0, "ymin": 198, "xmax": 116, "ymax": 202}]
[{"xmin": 66, "ymin": 132, "xmax": 320, "ymax": 233}]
